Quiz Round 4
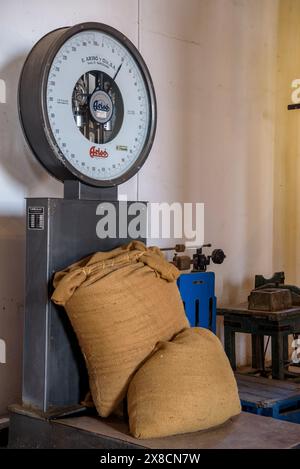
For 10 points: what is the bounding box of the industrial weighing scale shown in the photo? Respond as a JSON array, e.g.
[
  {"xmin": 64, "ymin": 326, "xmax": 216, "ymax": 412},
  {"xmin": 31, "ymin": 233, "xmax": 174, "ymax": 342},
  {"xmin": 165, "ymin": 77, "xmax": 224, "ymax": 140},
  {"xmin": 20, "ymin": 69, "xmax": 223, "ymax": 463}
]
[
  {"xmin": 8, "ymin": 22, "xmax": 156, "ymax": 448},
  {"xmin": 6, "ymin": 19, "xmax": 288, "ymax": 452},
  {"xmin": 8, "ymin": 21, "xmax": 223, "ymax": 448}
]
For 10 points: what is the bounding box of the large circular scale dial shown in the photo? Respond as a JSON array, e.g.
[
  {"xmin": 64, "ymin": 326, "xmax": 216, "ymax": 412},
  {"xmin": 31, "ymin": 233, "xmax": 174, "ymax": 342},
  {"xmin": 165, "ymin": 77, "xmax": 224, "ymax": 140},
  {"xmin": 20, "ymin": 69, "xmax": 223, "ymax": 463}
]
[{"xmin": 19, "ymin": 22, "xmax": 157, "ymax": 187}]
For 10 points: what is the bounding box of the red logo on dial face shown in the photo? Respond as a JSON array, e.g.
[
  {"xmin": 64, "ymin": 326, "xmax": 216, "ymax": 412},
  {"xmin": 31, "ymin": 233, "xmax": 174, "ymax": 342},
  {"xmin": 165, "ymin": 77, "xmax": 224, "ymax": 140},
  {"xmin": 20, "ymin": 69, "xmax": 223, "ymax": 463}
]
[{"xmin": 89, "ymin": 146, "xmax": 109, "ymax": 158}]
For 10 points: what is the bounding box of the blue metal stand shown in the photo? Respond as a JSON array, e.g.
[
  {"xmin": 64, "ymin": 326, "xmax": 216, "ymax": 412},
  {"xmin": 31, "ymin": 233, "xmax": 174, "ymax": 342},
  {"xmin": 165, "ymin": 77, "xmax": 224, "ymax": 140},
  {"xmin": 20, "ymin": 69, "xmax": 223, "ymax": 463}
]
[{"xmin": 177, "ymin": 272, "xmax": 216, "ymax": 333}]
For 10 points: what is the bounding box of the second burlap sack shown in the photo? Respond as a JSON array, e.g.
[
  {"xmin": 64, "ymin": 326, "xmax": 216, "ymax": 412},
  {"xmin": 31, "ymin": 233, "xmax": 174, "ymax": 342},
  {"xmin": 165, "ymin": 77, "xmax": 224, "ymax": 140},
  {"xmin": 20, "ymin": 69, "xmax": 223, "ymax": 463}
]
[
  {"xmin": 127, "ymin": 327, "xmax": 241, "ymax": 438},
  {"xmin": 51, "ymin": 241, "xmax": 189, "ymax": 417}
]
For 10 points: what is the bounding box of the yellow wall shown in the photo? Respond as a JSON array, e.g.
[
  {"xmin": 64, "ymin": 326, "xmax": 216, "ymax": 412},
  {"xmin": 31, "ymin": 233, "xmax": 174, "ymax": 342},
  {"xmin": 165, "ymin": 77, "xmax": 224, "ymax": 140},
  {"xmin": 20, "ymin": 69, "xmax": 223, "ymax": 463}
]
[
  {"xmin": 183, "ymin": 0, "xmax": 279, "ymax": 364},
  {"xmin": 196, "ymin": 0, "xmax": 300, "ymax": 364},
  {"xmin": 274, "ymin": 0, "xmax": 300, "ymax": 284}
]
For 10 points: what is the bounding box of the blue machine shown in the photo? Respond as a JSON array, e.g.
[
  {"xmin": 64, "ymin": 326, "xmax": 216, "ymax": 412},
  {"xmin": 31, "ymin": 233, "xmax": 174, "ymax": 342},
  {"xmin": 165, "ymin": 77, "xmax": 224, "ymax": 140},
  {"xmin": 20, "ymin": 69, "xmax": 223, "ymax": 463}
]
[{"xmin": 177, "ymin": 272, "xmax": 217, "ymax": 333}]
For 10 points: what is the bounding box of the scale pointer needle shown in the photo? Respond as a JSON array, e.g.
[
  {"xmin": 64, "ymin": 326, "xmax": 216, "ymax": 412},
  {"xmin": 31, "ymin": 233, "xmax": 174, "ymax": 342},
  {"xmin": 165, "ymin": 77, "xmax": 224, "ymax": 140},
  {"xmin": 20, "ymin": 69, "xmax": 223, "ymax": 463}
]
[{"xmin": 107, "ymin": 62, "xmax": 123, "ymax": 93}]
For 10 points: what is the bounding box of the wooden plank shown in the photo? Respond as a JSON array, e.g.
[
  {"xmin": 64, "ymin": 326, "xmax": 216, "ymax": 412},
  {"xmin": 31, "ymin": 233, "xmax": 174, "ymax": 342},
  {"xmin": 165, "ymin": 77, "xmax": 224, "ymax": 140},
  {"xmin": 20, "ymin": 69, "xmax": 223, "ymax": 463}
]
[
  {"xmin": 238, "ymin": 390, "xmax": 284, "ymax": 403},
  {"xmin": 237, "ymin": 379, "xmax": 290, "ymax": 395},
  {"xmin": 237, "ymin": 382, "xmax": 296, "ymax": 402},
  {"xmin": 239, "ymin": 392, "xmax": 269, "ymax": 406},
  {"xmin": 236, "ymin": 373, "xmax": 300, "ymax": 391}
]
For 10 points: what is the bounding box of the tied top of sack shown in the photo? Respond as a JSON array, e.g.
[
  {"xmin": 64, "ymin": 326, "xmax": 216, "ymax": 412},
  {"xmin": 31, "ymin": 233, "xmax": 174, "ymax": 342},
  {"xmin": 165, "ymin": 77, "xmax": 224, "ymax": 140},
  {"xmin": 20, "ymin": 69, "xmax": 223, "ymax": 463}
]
[{"xmin": 52, "ymin": 241, "xmax": 180, "ymax": 306}]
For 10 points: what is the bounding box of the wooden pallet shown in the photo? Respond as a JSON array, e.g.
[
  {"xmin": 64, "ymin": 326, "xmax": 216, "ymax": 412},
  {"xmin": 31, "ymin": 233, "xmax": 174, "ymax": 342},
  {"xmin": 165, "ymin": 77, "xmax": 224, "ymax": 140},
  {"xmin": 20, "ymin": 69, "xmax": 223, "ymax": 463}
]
[{"xmin": 237, "ymin": 373, "xmax": 300, "ymax": 423}]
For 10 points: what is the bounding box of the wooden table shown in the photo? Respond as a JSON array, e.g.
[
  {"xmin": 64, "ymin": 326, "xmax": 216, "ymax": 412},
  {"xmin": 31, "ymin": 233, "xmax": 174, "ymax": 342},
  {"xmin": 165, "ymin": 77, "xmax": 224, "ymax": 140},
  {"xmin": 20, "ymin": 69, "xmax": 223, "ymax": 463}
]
[{"xmin": 218, "ymin": 304, "xmax": 300, "ymax": 379}]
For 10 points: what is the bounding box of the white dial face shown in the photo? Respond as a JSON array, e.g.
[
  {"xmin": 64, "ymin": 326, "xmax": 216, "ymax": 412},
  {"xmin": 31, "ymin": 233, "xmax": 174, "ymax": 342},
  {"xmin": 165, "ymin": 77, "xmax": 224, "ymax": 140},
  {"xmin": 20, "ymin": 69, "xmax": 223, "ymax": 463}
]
[{"xmin": 46, "ymin": 30, "xmax": 150, "ymax": 182}]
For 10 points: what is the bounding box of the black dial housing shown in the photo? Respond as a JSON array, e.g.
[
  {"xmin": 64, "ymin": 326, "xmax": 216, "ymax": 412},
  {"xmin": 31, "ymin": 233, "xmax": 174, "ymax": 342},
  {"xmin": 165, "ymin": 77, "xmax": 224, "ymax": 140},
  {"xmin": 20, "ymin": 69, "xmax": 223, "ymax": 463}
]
[{"xmin": 18, "ymin": 22, "xmax": 157, "ymax": 187}]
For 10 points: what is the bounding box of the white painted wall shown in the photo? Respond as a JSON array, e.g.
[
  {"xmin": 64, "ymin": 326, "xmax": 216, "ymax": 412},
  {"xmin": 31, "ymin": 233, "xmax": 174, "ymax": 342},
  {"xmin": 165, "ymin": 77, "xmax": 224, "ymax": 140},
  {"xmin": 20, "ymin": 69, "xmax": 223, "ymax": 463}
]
[{"xmin": 0, "ymin": 0, "xmax": 283, "ymax": 414}]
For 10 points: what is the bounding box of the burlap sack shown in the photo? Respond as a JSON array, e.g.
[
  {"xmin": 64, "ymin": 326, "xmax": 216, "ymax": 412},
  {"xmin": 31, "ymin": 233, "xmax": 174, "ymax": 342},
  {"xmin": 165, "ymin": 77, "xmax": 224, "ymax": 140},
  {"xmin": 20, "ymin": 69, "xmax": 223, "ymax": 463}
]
[
  {"xmin": 51, "ymin": 241, "xmax": 189, "ymax": 417},
  {"xmin": 127, "ymin": 327, "xmax": 241, "ymax": 438}
]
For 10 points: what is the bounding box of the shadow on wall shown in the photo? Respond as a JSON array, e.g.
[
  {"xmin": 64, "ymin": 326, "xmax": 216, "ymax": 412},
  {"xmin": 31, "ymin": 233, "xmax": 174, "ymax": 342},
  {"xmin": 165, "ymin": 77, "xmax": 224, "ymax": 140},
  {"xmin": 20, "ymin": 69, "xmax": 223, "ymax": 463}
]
[
  {"xmin": 0, "ymin": 54, "xmax": 63, "ymax": 415},
  {"xmin": 0, "ymin": 54, "xmax": 62, "ymax": 193}
]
